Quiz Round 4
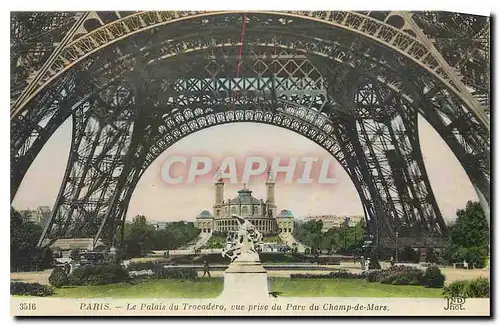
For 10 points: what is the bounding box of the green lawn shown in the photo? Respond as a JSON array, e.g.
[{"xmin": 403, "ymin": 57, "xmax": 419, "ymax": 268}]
[
  {"xmin": 53, "ymin": 279, "xmax": 223, "ymax": 298},
  {"xmin": 202, "ymin": 235, "xmax": 226, "ymax": 249},
  {"xmin": 263, "ymin": 235, "xmax": 284, "ymax": 244},
  {"xmin": 270, "ymin": 279, "xmax": 444, "ymax": 298},
  {"xmin": 50, "ymin": 278, "xmax": 444, "ymax": 298}
]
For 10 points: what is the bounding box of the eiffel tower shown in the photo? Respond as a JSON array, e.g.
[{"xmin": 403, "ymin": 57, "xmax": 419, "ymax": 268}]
[{"xmin": 10, "ymin": 11, "xmax": 490, "ymax": 250}]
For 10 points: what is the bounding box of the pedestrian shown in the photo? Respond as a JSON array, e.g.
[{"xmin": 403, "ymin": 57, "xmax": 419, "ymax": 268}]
[
  {"xmin": 203, "ymin": 260, "xmax": 211, "ymax": 277},
  {"xmin": 314, "ymin": 250, "xmax": 320, "ymax": 265},
  {"xmin": 390, "ymin": 256, "xmax": 395, "ymax": 266},
  {"xmin": 64, "ymin": 262, "xmax": 71, "ymax": 274}
]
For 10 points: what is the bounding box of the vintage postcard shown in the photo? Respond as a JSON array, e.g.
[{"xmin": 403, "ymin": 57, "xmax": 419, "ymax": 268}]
[{"xmin": 10, "ymin": 9, "xmax": 490, "ymax": 317}]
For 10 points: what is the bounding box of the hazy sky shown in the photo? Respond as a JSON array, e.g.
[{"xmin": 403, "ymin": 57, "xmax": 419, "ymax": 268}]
[{"xmin": 12, "ymin": 116, "xmax": 478, "ymax": 223}]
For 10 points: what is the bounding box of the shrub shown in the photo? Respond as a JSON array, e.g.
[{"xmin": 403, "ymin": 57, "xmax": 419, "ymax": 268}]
[
  {"xmin": 162, "ymin": 267, "xmax": 197, "ymax": 280},
  {"xmin": 422, "ymin": 266, "xmax": 445, "ymax": 288},
  {"xmin": 11, "ymin": 282, "xmax": 54, "ymax": 297},
  {"xmin": 127, "ymin": 262, "xmax": 197, "ymax": 280},
  {"xmin": 69, "ymin": 249, "xmax": 81, "ymax": 261},
  {"xmin": 443, "ymin": 278, "xmax": 490, "ymax": 298},
  {"xmin": 261, "ymin": 253, "xmax": 309, "ymax": 263},
  {"xmin": 290, "ymin": 271, "xmax": 364, "ymax": 279},
  {"xmin": 69, "ymin": 264, "xmax": 130, "ymax": 286},
  {"xmin": 450, "ymin": 246, "xmax": 488, "ymax": 269},
  {"xmin": 48, "ymin": 266, "xmax": 69, "ymax": 288},
  {"xmin": 127, "ymin": 261, "xmax": 163, "ymax": 272},
  {"xmin": 365, "ymin": 265, "xmax": 424, "ymax": 285},
  {"xmin": 387, "ymin": 275, "xmax": 410, "ymax": 285},
  {"xmin": 467, "ymin": 278, "xmax": 490, "ymax": 297},
  {"xmin": 364, "ymin": 270, "xmax": 381, "ymax": 282}
]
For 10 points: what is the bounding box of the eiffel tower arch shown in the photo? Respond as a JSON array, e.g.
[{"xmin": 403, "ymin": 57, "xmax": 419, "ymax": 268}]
[{"xmin": 10, "ymin": 11, "xmax": 490, "ymax": 249}]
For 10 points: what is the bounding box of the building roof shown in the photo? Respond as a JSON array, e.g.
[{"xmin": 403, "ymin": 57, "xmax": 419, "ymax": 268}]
[
  {"xmin": 197, "ymin": 210, "xmax": 213, "ymax": 219},
  {"xmin": 277, "ymin": 209, "xmax": 294, "ymax": 218},
  {"xmin": 228, "ymin": 187, "xmax": 263, "ymax": 205}
]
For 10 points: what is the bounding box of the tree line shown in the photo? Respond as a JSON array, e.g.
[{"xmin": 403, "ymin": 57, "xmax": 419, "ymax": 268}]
[
  {"xmin": 10, "ymin": 209, "xmax": 200, "ymax": 267},
  {"xmin": 293, "ymin": 218, "xmax": 365, "ymax": 255},
  {"xmin": 120, "ymin": 215, "xmax": 200, "ymax": 258},
  {"xmin": 292, "ymin": 201, "xmax": 490, "ymax": 267},
  {"xmin": 10, "ymin": 201, "xmax": 489, "ymax": 268},
  {"xmin": 10, "ymin": 208, "xmax": 52, "ymax": 272}
]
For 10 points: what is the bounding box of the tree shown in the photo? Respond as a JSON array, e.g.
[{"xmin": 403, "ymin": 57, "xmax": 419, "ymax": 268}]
[
  {"xmin": 121, "ymin": 216, "xmax": 201, "ymax": 258},
  {"xmin": 293, "ymin": 220, "xmax": 323, "ymax": 250},
  {"xmin": 10, "ymin": 207, "xmax": 43, "ymax": 271},
  {"xmin": 150, "ymin": 221, "xmax": 200, "ymax": 250},
  {"xmin": 293, "ymin": 219, "xmax": 365, "ymax": 253},
  {"xmin": 122, "ymin": 215, "xmax": 155, "ymax": 258},
  {"xmin": 39, "ymin": 247, "xmax": 54, "ymax": 269},
  {"xmin": 450, "ymin": 201, "xmax": 489, "ymax": 248},
  {"xmin": 446, "ymin": 201, "xmax": 489, "ymax": 268}
]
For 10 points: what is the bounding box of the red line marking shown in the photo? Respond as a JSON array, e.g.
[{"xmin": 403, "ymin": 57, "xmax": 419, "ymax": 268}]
[{"xmin": 232, "ymin": 13, "xmax": 247, "ymax": 109}]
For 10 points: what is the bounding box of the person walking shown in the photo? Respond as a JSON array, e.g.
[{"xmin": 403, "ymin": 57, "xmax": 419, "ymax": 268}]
[{"xmin": 203, "ymin": 260, "xmax": 211, "ymax": 277}]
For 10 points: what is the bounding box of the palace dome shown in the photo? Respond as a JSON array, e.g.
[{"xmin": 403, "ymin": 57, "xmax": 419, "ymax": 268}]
[
  {"xmin": 277, "ymin": 209, "xmax": 294, "ymax": 218},
  {"xmin": 228, "ymin": 187, "xmax": 263, "ymax": 205},
  {"xmin": 197, "ymin": 210, "xmax": 213, "ymax": 219}
]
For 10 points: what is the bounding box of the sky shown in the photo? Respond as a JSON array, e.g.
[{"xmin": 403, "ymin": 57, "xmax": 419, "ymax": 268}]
[{"xmin": 12, "ymin": 116, "xmax": 478, "ymax": 223}]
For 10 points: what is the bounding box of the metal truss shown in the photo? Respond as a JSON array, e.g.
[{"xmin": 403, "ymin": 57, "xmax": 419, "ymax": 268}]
[
  {"xmin": 10, "ymin": 11, "xmax": 489, "ymax": 129},
  {"xmin": 10, "ymin": 11, "xmax": 490, "ymax": 249},
  {"xmin": 10, "ymin": 12, "xmax": 80, "ymax": 104},
  {"xmin": 412, "ymin": 12, "xmax": 490, "ymax": 109}
]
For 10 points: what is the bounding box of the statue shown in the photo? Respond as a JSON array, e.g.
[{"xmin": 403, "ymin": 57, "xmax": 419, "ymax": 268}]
[
  {"xmin": 222, "ymin": 215, "xmax": 263, "ymax": 263},
  {"xmin": 220, "ymin": 215, "xmax": 268, "ymax": 298}
]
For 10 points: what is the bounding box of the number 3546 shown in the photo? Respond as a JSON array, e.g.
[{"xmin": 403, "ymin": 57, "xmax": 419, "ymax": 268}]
[{"xmin": 19, "ymin": 303, "xmax": 36, "ymax": 310}]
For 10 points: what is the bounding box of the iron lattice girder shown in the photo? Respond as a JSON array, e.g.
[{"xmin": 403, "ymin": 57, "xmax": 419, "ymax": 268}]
[
  {"xmin": 10, "ymin": 11, "xmax": 489, "ymax": 129},
  {"xmin": 352, "ymin": 81, "xmax": 446, "ymax": 237},
  {"xmin": 10, "ymin": 12, "xmax": 80, "ymax": 102},
  {"xmin": 411, "ymin": 12, "xmax": 490, "ymax": 97},
  {"xmin": 39, "ymin": 80, "xmax": 139, "ymax": 244}
]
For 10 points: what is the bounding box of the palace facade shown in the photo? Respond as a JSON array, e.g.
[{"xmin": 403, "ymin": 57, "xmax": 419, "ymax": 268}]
[{"xmin": 195, "ymin": 172, "xmax": 294, "ymax": 236}]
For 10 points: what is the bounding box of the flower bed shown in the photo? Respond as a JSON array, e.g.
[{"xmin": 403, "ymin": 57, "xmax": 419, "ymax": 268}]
[
  {"xmin": 365, "ymin": 265, "xmax": 424, "ymax": 285},
  {"xmin": 364, "ymin": 265, "xmax": 446, "ymax": 288},
  {"xmin": 290, "ymin": 271, "xmax": 364, "ymax": 279},
  {"xmin": 11, "ymin": 282, "xmax": 54, "ymax": 297},
  {"xmin": 126, "ymin": 261, "xmax": 197, "ymax": 280}
]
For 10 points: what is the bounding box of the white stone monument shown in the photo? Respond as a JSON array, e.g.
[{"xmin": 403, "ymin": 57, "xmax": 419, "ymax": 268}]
[{"xmin": 220, "ymin": 215, "xmax": 269, "ymax": 298}]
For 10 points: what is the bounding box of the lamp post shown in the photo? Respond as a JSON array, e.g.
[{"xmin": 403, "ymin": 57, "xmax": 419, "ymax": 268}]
[{"xmin": 395, "ymin": 231, "xmax": 399, "ymax": 263}]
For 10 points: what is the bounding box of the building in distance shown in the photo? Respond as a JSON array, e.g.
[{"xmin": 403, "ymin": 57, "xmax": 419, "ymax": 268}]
[
  {"xmin": 195, "ymin": 170, "xmax": 295, "ymax": 236},
  {"xmin": 19, "ymin": 206, "xmax": 51, "ymax": 226},
  {"xmin": 306, "ymin": 214, "xmax": 363, "ymax": 232}
]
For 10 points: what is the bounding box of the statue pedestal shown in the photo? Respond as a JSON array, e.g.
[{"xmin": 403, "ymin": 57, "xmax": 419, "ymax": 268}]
[{"xmin": 220, "ymin": 259, "xmax": 269, "ymax": 299}]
